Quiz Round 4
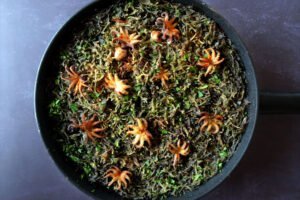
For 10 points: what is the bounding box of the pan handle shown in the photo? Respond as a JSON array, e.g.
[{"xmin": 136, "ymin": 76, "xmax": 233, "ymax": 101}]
[{"xmin": 259, "ymin": 92, "xmax": 300, "ymax": 114}]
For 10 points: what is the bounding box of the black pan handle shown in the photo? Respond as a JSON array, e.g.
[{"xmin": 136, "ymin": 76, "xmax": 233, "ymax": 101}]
[{"xmin": 259, "ymin": 92, "xmax": 300, "ymax": 114}]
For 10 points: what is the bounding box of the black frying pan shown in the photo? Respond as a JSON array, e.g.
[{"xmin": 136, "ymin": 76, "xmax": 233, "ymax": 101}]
[{"xmin": 34, "ymin": 0, "xmax": 300, "ymax": 199}]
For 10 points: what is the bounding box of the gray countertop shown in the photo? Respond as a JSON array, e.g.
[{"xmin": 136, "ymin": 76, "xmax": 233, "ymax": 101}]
[{"xmin": 0, "ymin": 0, "xmax": 299, "ymax": 199}]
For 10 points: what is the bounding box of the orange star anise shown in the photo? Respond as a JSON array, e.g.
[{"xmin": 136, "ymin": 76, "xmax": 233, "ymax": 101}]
[
  {"xmin": 104, "ymin": 166, "xmax": 132, "ymax": 190},
  {"xmin": 118, "ymin": 62, "xmax": 134, "ymax": 77},
  {"xmin": 61, "ymin": 66, "xmax": 88, "ymax": 96},
  {"xmin": 197, "ymin": 48, "xmax": 224, "ymax": 76},
  {"xmin": 113, "ymin": 27, "xmax": 141, "ymax": 49},
  {"xmin": 104, "ymin": 73, "xmax": 131, "ymax": 95},
  {"xmin": 168, "ymin": 140, "xmax": 190, "ymax": 167},
  {"xmin": 112, "ymin": 18, "xmax": 128, "ymax": 24},
  {"xmin": 113, "ymin": 47, "xmax": 127, "ymax": 61},
  {"xmin": 197, "ymin": 112, "xmax": 223, "ymax": 134},
  {"xmin": 156, "ymin": 12, "xmax": 180, "ymax": 43},
  {"xmin": 150, "ymin": 30, "xmax": 162, "ymax": 42},
  {"xmin": 127, "ymin": 118, "xmax": 153, "ymax": 148},
  {"xmin": 153, "ymin": 68, "xmax": 171, "ymax": 88},
  {"xmin": 72, "ymin": 113, "xmax": 105, "ymax": 142}
]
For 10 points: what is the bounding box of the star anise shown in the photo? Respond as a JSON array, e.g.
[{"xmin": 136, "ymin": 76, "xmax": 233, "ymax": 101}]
[
  {"xmin": 71, "ymin": 113, "xmax": 105, "ymax": 142},
  {"xmin": 112, "ymin": 18, "xmax": 128, "ymax": 24},
  {"xmin": 113, "ymin": 27, "xmax": 141, "ymax": 49},
  {"xmin": 197, "ymin": 48, "xmax": 224, "ymax": 76},
  {"xmin": 104, "ymin": 166, "xmax": 132, "ymax": 190},
  {"xmin": 61, "ymin": 66, "xmax": 88, "ymax": 96},
  {"xmin": 168, "ymin": 140, "xmax": 190, "ymax": 167},
  {"xmin": 104, "ymin": 73, "xmax": 131, "ymax": 95},
  {"xmin": 113, "ymin": 47, "xmax": 127, "ymax": 61},
  {"xmin": 153, "ymin": 68, "xmax": 171, "ymax": 88},
  {"xmin": 118, "ymin": 62, "xmax": 134, "ymax": 77},
  {"xmin": 197, "ymin": 112, "xmax": 223, "ymax": 134},
  {"xmin": 150, "ymin": 30, "xmax": 162, "ymax": 42},
  {"xmin": 127, "ymin": 118, "xmax": 153, "ymax": 148},
  {"xmin": 156, "ymin": 12, "xmax": 180, "ymax": 43}
]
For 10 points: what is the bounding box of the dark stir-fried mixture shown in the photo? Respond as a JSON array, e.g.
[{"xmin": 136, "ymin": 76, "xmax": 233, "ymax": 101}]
[{"xmin": 48, "ymin": 0, "xmax": 249, "ymax": 199}]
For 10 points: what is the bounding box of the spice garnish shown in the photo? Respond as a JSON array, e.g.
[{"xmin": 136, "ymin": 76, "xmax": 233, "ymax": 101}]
[
  {"xmin": 71, "ymin": 113, "xmax": 105, "ymax": 142},
  {"xmin": 197, "ymin": 112, "xmax": 223, "ymax": 134},
  {"xmin": 113, "ymin": 47, "xmax": 128, "ymax": 61},
  {"xmin": 153, "ymin": 68, "xmax": 171, "ymax": 88},
  {"xmin": 150, "ymin": 30, "xmax": 162, "ymax": 42},
  {"xmin": 127, "ymin": 118, "xmax": 153, "ymax": 148},
  {"xmin": 104, "ymin": 73, "xmax": 131, "ymax": 95},
  {"xmin": 168, "ymin": 140, "xmax": 190, "ymax": 167},
  {"xmin": 197, "ymin": 48, "xmax": 224, "ymax": 76},
  {"xmin": 156, "ymin": 12, "xmax": 180, "ymax": 43},
  {"xmin": 104, "ymin": 166, "xmax": 132, "ymax": 190},
  {"xmin": 113, "ymin": 27, "xmax": 141, "ymax": 49},
  {"xmin": 61, "ymin": 66, "xmax": 88, "ymax": 96}
]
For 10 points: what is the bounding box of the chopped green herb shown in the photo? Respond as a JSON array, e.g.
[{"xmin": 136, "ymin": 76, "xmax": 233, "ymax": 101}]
[
  {"xmin": 83, "ymin": 164, "xmax": 92, "ymax": 175},
  {"xmin": 123, "ymin": 95, "xmax": 130, "ymax": 101},
  {"xmin": 114, "ymin": 138, "xmax": 120, "ymax": 148},
  {"xmin": 199, "ymin": 84, "xmax": 209, "ymax": 90},
  {"xmin": 160, "ymin": 129, "xmax": 169, "ymax": 135},
  {"xmin": 193, "ymin": 174, "xmax": 203, "ymax": 181},
  {"xmin": 211, "ymin": 75, "xmax": 221, "ymax": 84},
  {"xmin": 70, "ymin": 155, "xmax": 80, "ymax": 163},
  {"xmin": 218, "ymin": 162, "xmax": 223, "ymax": 169},
  {"xmin": 49, "ymin": 99, "xmax": 61, "ymax": 116},
  {"xmin": 184, "ymin": 101, "xmax": 191, "ymax": 109},
  {"xmin": 134, "ymin": 84, "xmax": 142, "ymax": 92},
  {"xmin": 219, "ymin": 147, "xmax": 228, "ymax": 159},
  {"xmin": 89, "ymin": 92, "xmax": 100, "ymax": 99},
  {"xmin": 189, "ymin": 66, "xmax": 197, "ymax": 73},
  {"xmin": 198, "ymin": 91, "xmax": 204, "ymax": 98},
  {"xmin": 183, "ymin": 53, "xmax": 189, "ymax": 61},
  {"xmin": 70, "ymin": 103, "xmax": 78, "ymax": 112}
]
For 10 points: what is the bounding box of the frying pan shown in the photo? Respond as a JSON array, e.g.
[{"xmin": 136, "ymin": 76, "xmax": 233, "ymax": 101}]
[{"xmin": 34, "ymin": 0, "xmax": 300, "ymax": 199}]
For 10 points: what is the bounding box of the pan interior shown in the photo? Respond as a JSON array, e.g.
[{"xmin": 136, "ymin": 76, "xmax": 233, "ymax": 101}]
[{"xmin": 35, "ymin": 0, "xmax": 258, "ymax": 199}]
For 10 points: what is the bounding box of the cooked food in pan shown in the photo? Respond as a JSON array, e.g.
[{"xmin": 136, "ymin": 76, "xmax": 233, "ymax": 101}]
[{"xmin": 48, "ymin": 0, "xmax": 248, "ymax": 198}]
